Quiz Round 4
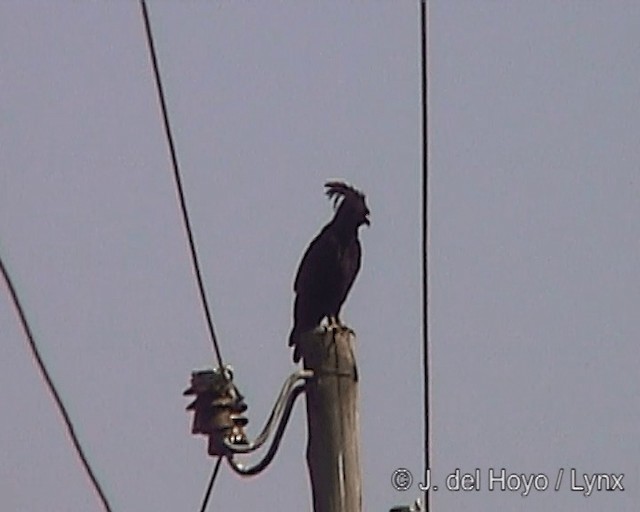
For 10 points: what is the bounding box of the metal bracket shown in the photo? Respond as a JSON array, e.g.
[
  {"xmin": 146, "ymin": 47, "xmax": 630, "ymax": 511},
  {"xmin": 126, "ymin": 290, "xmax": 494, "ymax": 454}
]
[{"xmin": 185, "ymin": 365, "xmax": 312, "ymax": 474}]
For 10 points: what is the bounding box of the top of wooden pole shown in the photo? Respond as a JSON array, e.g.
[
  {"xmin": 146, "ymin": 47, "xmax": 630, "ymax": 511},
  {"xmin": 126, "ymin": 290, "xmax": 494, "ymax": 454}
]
[{"xmin": 300, "ymin": 326, "xmax": 361, "ymax": 512}]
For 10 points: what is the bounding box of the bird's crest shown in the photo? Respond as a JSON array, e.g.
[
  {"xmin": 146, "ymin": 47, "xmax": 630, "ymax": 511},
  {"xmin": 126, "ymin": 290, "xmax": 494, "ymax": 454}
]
[{"xmin": 324, "ymin": 181, "xmax": 365, "ymax": 209}]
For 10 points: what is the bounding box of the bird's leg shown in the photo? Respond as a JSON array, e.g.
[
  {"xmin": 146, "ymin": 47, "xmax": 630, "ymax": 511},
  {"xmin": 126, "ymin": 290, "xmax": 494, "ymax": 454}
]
[
  {"xmin": 333, "ymin": 313, "xmax": 347, "ymax": 329},
  {"xmin": 327, "ymin": 315, "xmax": 346, "ymax": 334},
  {"xmin": 334, "ymin": 313, "xmax": 355, "ymax": 336},
  {"xmin": 327, "ymin": 314, "xmax": 354, "ymax": 335}
]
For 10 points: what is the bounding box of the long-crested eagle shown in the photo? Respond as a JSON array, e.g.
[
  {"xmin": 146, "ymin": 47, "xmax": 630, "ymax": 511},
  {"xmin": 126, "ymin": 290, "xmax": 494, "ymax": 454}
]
[{"xmin": 288, "ymin": 181, "xmax": 370, "ymax": 362}]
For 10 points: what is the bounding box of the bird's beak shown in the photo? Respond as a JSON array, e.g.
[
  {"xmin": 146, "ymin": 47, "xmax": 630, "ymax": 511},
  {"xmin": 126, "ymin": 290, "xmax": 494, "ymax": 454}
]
[{"xmin": 364, "ymin": 213, "xmax": 371, "ymax": 226}]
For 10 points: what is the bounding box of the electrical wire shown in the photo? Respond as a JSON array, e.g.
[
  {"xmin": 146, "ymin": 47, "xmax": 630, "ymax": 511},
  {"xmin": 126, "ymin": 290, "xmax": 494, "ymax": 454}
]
[
  {"xmin": 420, "ymin": 1, "xmax": 431, "ymax": 511},
  {"xmin": 0, "ymin": 253, "xmax": 113, "ymax": 512},
  {"xmin": 139, "ymin": 0, "xmax": 224, "ymax": 368},
  {"xmin": 139, "ymin": 3, "xmax": 228, "ymax": 509},
  {"xmin": 199, "ymin": 457, "xmax": 223, "ymax": 512}
]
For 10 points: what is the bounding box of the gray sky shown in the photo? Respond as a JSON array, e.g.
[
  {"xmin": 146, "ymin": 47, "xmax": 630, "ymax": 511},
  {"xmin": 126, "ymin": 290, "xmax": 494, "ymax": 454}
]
[{"xmin": 1, "ymin": 2, "xmax": 638, "ymax": 511}]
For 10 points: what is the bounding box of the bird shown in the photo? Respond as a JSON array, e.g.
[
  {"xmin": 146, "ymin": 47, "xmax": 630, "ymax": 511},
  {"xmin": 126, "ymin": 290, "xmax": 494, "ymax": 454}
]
[{"xmin": 288, "ymin": 181, "xmax": 370, "ymax": 362}]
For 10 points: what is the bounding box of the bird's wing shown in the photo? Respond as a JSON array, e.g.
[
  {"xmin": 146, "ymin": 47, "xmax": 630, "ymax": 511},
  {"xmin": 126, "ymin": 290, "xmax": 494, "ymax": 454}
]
[
  {"xmin": 293, "ymin": 225, "xmax": 339, "ymax": 294},
  {"xmin": 337, "ymin": 238, "xmax": 362, "ymax": 307}
]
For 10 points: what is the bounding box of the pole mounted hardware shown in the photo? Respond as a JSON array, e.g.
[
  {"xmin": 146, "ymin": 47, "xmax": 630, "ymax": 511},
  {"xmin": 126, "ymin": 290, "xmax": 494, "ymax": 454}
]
[
  {"xmin": 185, "ymin": 366, "xmax": 313, "ymax": 474},
  {"xmin": 184, "ymin": 366, "xmax": 249, "ymax": 457},
  {"xmin": 390, "ymin": 497, "xmax": 424, "ymax": 512}
]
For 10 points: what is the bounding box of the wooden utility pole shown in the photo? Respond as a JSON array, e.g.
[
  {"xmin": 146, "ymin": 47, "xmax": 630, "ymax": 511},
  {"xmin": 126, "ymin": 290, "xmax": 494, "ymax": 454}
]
[{"xmin": 300, "ymin": 327, "xmax": 361, "ymax": 512}]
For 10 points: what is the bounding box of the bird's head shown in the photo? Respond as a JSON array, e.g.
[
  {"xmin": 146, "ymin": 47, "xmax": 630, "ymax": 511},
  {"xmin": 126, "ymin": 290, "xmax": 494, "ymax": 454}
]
[{"xmin": 325, "ymin": 181, "xmax": 370, "ymax": 228}]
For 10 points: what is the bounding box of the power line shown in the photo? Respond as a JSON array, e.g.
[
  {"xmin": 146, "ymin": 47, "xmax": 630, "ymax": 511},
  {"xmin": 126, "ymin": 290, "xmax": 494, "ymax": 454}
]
[
  {"xmin": 199, "ymin": 457, "xmax": 223, "ymax": 512},
  {"xmin": 139, "ymin": 3, "xmax": 227, "ymax": 510},
  {"xmin": 139, "ymin": 0, "xmax": 224, "ymax": 368},
  {"xmin": 0, "ymin": 253, "xmax": 113, "ymax": 512},
  {"xmin": 420, "ymin": 1, "xmax": 430, "ymax": 511}
]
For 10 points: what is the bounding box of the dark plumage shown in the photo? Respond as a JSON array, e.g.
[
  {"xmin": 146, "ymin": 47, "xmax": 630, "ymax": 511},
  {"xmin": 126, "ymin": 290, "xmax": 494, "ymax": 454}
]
[{"xmin": 288, "ymin": 181, "xmax": 370, "ymax": 362}]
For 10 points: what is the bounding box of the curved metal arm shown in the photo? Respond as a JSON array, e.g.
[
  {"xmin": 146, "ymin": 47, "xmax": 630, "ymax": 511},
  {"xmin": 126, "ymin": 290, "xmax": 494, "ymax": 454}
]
[
  {"xmin": 226, "ymin": 382, "xmax": 306, "ymax": 476},
  {"xmin": 223, "ymin": 369, "xmax": 312, "ymax": 455}
]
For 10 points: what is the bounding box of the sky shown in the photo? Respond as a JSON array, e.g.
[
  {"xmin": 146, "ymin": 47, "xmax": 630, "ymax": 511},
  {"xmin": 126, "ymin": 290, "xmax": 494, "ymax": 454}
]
[{"xmin": 1, "ymin": 2, "xmax": 638, "ymax": 512}]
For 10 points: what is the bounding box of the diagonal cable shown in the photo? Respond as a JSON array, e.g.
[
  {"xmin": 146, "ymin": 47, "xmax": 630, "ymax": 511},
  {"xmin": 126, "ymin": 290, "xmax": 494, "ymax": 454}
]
[
  {"xmin": 0, "ymin": 253, "xmax": 113, "ymax": 512},
  {"xmin": 199, "ymin": 457, "xmax": 223, "ymax": 512},
  {"xmin": 140, "ymin": 0, "xmax": 224, "ymax": 368}
]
